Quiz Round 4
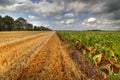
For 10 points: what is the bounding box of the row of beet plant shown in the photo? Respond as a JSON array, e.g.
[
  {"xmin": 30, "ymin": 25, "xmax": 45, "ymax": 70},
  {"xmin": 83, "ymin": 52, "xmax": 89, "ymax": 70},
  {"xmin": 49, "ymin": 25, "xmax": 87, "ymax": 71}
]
[{"xmin": 58, "ymin": 31, "xmax": 120, "ymax": 80}]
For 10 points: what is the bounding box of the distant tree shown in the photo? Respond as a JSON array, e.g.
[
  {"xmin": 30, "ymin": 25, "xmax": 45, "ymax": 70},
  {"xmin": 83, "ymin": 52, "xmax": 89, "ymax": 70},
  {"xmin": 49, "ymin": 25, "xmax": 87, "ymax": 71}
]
[
  {"xmin": 25, "ymin": 23, "xmax": 33, "ymax": 30},
  {"xmin": 16, "ymin": 17, "xmax": 27, "ymax": 30},
  {"xmin": 0, "ymin": 15, "xmax": 52, "ymax": 31},
  {"xmin": 13, "ymin": 17, "xmax": 27, "ymax": 30},
  {"xmin": 17, "ymin": 17, "xmax": 27, "ymax": 24},
  {"xmin": 2, "ymin": 15, "xmax": 14, "ymax": 31},
  {"xmin": 34, "ymin": 26, "xmax": 39, "ymax": 31},
  {"xmin": 0, "ymin": 15, "xmax": 3, "ymax": 31},
  {"xmin": 40, "ymin": 26, "xmax": 52, "ymax": 31},
  {"xmin": 13, "ymin": 19, "xmax": 23, "ymax": 30},
  {"xmin": 33, "ymin": 26, "xmax": 51, "ymax": 31},
  {"xmin": 34, "ymin": 26, "xmax": 37, "ymax": 30}
]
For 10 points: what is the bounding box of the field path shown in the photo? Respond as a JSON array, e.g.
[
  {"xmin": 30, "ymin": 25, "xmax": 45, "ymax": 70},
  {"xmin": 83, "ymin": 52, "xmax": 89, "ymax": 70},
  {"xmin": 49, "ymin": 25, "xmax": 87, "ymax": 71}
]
[{"xmin": 0, "ymin": 31, "xmax": 86, "ymax": 80}]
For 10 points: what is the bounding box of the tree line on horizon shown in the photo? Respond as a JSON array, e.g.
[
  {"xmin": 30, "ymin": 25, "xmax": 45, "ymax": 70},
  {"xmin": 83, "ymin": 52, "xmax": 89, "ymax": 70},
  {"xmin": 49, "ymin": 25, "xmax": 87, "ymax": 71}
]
[{"xmin": 0, "ymin": 15, "xmax": 51, "ymax": 31}]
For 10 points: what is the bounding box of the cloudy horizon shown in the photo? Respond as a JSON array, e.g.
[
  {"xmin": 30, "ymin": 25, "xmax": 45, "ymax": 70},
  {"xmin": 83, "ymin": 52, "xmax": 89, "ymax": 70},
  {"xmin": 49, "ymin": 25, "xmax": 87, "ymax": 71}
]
[{"xmin": 0, "ymin": 0, "xmax": 120, "ymax": 30}]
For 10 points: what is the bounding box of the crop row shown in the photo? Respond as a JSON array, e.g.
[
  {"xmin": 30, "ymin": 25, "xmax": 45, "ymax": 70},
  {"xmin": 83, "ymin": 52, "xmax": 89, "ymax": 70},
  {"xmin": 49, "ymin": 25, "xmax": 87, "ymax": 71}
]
[
  {"xmin": 58, "ymin": 31, "xmax": 120, "ymax": 80},
  {"xmin": 0, "ymin": 31, "xmax": 46, "ymax": 45}
]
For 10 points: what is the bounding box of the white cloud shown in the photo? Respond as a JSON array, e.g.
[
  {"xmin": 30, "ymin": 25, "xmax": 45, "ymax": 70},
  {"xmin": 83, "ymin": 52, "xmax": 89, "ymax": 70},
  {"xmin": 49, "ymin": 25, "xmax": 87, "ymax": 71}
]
[
  {"xmin": 97, "ymin": 21, "xmax": 101, "ymax": 23},
  {"xmin": 68, "ymin": 1, "xmax": 86, "ymax": 13},
  {"xmin": 30, "ymin": 21, "xmax": 42, "ymax": 26},
  {"xmin": 34, "ymin": 1, "xmax": 64, "ymax": 16},
  {"xmin": 114, "ymin": 26, "xmax": 119, "ymax": 29},
  {"xmin": 82, "ymin": 22, "xmax": 91, "ymax": 26},
  {"xmin": 91, "ymin": 24, "xmax": 97, "ymax": 27},
  {"xmin": 87, "ymin": 17, "xmax": 96, "ymax": 22},
  {"xmin": 102, "ymin": 20, "xmax": 112, "ymax": 25},
  {"xmin": 0, "ymin": 0, "xmax": 64, "ymax": 17},
  {"xmin": 66, "ymin": 19, "xmax": 75, "ymax": 24},
  {"xmin": 82, "ymin": 17, "xmax": 117, "ymax": 29},
  {"xmin": 111, "ymin": 20, "xmax": 120, "ymax": 24},
  {"xmin": 60, "ymin": 21, "xmax": 65, "ymax": 24},
  {"xmin": 58, "ymin": 19, "xmax": 75, "ymax": 25},
  {"xmin": 97, "ymin": 18, "xmax": 113, "ymax": 25},
  {"xmin": 0, "ymin": 0, "xmax": 34, "ymax": 12},
  {"xmin": 28, "ymin": 15, "xmax": 35, "ymax": 19},
  {"xmin": 12, "ymin": 16, "xmax": 17, "ymax": 20},
  {"xmin": 82, "ymin": 22, "xmax": 97, "ymax": 28},
  {"xmin": 55, "ymin": 15, "xmax": 62, "ymax": 19},
  {"xmin": 64, "ymin": 13, "xmax": 74, "ymax": 17},
  {"xmin": 82, "ymin": 17, "xmax": 98, "ymax": 28}
]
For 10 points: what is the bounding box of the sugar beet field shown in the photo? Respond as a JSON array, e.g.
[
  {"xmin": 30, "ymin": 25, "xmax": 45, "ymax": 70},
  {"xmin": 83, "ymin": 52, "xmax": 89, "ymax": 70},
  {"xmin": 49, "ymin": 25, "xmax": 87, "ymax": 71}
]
[
  {"xmin": 0, "ymin": 31, "xmax": 120, "ymax": 80},
  {"xmin": 58, "ymin": 31, "xmax": 120, "ymax": 80}
]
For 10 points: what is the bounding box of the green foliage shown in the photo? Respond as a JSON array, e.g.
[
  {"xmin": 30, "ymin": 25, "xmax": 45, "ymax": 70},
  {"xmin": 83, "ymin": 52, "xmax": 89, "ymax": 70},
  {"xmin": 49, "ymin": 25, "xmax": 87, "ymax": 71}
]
[
  {"xmin": 0, "ymin": 15, "xmax": 52, "ymax": 31},
  {"xmin": 115, "ymin": 73, "xmax": 120, "ymax": 80},
  {"xmin": 2, "ymin": 15, "xmax": 14, "ymax": 31},
  {"xmin": 58, "ymin": 31, "xmax": 120, "ymax": 57},
  {"xmin": 115, "ymin": 47, "xmax": 120, "ymax": 56},
  {"xmin": 83, "ymin": 50, "xmax": 89, "ymax": 58},
  {"xmin": 58, "ymin": 31, "xmax": 120, "ymax": 79},
  {"xmin": 107, "ymin": 50, "xmax": 115, "ymax": 58},
  {"xmin": 34, "ymin": 26, "xmax": 52, "ymax": 31}
]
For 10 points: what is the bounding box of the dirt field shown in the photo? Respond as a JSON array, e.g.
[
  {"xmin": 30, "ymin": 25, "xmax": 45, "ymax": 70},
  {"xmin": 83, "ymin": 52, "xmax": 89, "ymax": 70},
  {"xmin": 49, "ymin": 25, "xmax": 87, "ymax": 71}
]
[{"xmin": 0, "ymin": 31, "xmax": 90, "ymax": 80}]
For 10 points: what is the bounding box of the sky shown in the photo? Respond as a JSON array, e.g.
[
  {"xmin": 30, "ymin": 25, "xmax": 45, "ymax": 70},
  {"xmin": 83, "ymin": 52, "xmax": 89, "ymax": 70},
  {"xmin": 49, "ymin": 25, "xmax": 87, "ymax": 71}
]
[{"xmin": 0, "ymin": 0, "xmax": 120, "ymax": 30}]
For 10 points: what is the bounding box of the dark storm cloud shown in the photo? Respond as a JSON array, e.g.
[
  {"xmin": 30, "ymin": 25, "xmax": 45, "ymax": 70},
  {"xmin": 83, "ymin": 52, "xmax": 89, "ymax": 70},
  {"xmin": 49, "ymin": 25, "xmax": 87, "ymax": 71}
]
[
  {"xmin": 104, "ymin": 0, "xmax": 120, "ymax": 13},
  {"xmin": 89, "ymin": 0, "xmax": 120, "ymax": 20},
  {"xmin": 63, "ymin": 0, "xmax": 103, "ymax": 4},
  {"xmin": 0, "ymin": 0, "xmax": 16, "ymax": 6},
  {"xmin": 111, "ymin": 10, "xmax": 120, "ymax": 20},
  {"xmin": 104, "ymin": 0, "xmax": 120, "ymax": 20},
  {"xmin": 31, "ymin": 0, "xmax": 43, "ymax": 3}
]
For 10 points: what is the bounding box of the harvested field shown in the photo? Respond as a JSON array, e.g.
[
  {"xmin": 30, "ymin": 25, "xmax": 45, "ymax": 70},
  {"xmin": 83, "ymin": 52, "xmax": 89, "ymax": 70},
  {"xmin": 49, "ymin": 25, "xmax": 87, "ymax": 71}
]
[{"xmin": 0, "ymin": 31, "xmax": 89, "ymax": 80}]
